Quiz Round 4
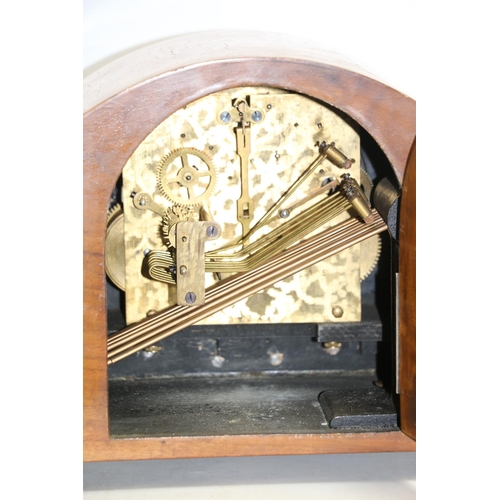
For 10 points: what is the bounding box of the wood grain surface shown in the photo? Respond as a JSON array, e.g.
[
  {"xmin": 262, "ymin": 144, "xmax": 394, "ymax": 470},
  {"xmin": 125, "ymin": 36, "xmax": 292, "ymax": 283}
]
[{"xmin": 399, "ymin": 139, "xmax": 417, "ymax": 440}]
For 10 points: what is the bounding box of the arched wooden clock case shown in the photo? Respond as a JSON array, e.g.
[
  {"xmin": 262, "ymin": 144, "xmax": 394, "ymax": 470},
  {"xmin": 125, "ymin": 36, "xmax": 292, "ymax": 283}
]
[{"xmin": 83, "ymin": 32, "xmax": 416, "ymax": 461}]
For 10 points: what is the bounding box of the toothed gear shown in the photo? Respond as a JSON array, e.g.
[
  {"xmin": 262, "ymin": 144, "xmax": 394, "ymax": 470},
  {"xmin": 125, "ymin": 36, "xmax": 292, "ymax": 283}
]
[
  {"xmin": 107, "ymin": 203, "xmax": 122, "ymax": 224},
  {"xmin": 161, "ymin": 205, "xmax": 195, "ymax": 248},
  {"xmin": 359, "ymin": 169, "xmax": 374, "ymax": 204},
  {"xmin": 359, "ymin": 169, "xmax": 381, "ymax": 281},
  {"xmin": 360, "ymin": 234, "xmax": 382, "ymax": 281},
  {"xmin": 156, "ymin": 148, "xmax": 216, "ymax": 206},
  {"xmin": 105, "ymin": 204, "xmax": 126, "ymax": 291}
]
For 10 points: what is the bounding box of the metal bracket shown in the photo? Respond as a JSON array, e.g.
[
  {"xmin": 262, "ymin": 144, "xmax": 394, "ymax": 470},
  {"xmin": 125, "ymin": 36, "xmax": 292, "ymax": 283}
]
[{"xmin": 176, "ymin": 221, "xmax": 221, "ymax": 306}]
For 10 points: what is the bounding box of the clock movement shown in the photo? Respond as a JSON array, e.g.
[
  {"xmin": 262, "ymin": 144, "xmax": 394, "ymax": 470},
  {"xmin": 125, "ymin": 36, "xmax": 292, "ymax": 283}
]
[{"xmin": 84, "ymin": 31, "xmax": 416, "ymax": 461}]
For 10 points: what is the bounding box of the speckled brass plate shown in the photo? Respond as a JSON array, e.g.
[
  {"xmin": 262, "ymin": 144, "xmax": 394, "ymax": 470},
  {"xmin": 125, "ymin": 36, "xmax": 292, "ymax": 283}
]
[{"xmin": 120, "ymin": 87, "xmax": 361, "ymax": 325}]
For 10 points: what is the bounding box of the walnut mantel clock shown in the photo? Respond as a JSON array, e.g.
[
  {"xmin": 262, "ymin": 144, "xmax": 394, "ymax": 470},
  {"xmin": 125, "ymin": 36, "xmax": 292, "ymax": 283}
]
[{"xmin": 83, "ymin": 31, "xmax": 416, "ymax": 462}]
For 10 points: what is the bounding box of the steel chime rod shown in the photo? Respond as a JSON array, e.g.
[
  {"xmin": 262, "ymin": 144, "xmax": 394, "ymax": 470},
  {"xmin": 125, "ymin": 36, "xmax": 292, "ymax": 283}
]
[
  {"xmin": 107, "ymin": 210, "xmax": 387, "ymax": 364},
  {"xmin": 207, "ymin": 194, "xmax": 351, "ymax": 271},
  {"xmin": 109, "ymin": 212, "xmax": 371, "ymax": 353},
  {"xmin": 110, "ymin": 202, "xmax": 359, "ymax": 351}
]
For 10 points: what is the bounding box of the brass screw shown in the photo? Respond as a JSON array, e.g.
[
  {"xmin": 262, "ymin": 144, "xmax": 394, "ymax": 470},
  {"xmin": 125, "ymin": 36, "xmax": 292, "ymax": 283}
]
[
  {"xmin": 323, "ymin": 341, "xmax": 342, "ymax": 355},
  {"xmin": 332, "ymin": 306, "xmax": 344, "ymax": 318},
  {"xmin": 179, "ymin": 265, "xmax": 187, "ymax": 275}
]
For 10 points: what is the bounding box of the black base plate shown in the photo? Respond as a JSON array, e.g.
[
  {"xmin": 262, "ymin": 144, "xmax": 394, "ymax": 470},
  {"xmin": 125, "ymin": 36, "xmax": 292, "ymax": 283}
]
[
  {"xmin": 108, "ymin": 371, "xmax": 399, "ymax": 438},
  {"xmin": 319, "ymin": 387, "xmax": 398, "ymax": 430}
]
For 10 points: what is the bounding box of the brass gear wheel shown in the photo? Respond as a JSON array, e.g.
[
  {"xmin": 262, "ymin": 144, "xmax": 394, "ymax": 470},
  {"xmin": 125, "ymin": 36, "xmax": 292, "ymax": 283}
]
[
  {"xmin": 360, "ymin": 232, "xmax": 382, "ymax": 280},
  {"xmin": 105, "ymin": 204, "xmax": 126, "ymax": 291},
  {"xmin": 156, "ymin": 148, "xmax": 216, "ymax": 206},
  {"xmin": 161, "ymin": 205, "xmax": 195, "ymax": 248},
  {"xmin": 107, "ymin": 203, "xmax": 122, "ymax": 225},
  {"xmin": 359, "ymin": 169, "xmax": 382, "ymax": 281}
]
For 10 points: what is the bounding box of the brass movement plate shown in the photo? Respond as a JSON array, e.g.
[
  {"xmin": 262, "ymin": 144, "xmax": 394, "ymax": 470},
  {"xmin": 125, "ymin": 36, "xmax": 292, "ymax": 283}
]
[{"xmin": 119, "ymin": 87, "xmax": 362, "ymax": 325}]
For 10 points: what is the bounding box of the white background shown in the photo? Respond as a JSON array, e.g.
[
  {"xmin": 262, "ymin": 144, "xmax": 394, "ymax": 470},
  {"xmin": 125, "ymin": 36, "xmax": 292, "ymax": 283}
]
[
  {"xmin": 2, "ymin": 1, "xmax": 499, "ymax": 498},
  {"xmin": 83, "ymin": 0, "xmax": 417, "ymax": 99}
]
